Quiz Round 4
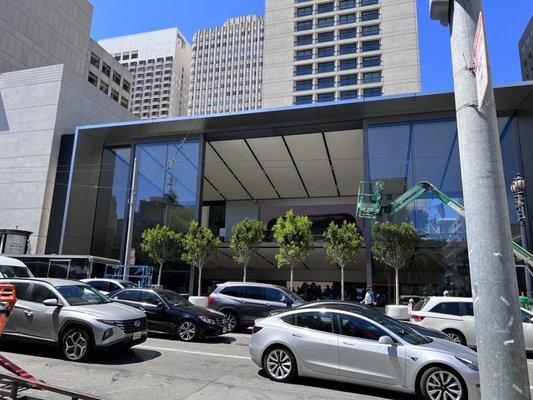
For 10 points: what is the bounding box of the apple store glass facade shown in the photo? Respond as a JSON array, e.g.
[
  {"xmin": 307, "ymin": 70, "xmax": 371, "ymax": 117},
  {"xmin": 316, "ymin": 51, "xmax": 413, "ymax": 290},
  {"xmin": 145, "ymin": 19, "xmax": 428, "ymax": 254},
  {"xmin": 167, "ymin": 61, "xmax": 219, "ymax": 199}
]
[
  {"xmin": 366, "ymin": 117, "xmax": 522, "ymax": 297},
  {"xmin": 91, "ymin": 139, "xmax": 200, "ymax": 286}
]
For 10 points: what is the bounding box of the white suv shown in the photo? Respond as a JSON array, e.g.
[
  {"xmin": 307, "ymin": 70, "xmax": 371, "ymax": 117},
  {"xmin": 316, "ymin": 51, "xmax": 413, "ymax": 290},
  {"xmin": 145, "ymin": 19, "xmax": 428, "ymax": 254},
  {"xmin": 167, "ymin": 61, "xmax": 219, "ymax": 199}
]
[{"xmin": 410, "ymin": 296, "xmax": 533, "ymax": 350}]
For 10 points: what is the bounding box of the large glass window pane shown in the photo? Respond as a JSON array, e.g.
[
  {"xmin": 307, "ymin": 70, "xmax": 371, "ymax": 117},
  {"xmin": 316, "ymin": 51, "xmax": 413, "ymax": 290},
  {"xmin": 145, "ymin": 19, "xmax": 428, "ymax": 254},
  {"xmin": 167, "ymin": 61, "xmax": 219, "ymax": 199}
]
[
  {"xmin": 296, "ymin": 49, "xmax": 313, "ymax": 60},
  {"xmin": 317, "ymin": 2, "xmax": 334, "ymax": 13},
  {"xmin": 91, "ymin": 147, "xmax": 131, "ymax": 260},
  {"xmin": 317, "ymin": 77, "xmax": 334, "ymax": 88},
  {"xmin": 317, "ymin": 92, "xmax": 335, "ymax": 102},
  {"xmin": 294, "ymin": 95, "xmax": 313, "ymax": 105},
  {"xmin": 296, "ymin": 6, "xmax": 313, "ymax": 17},
  {"xmin": 296, "ymin": 20, "xmax": 313, "ymax": 31},
  {"xmin": 339, "ymin": 90, "xmax": 358, "ymax": 100},
  {"xmin": 317, "ymin": 46, "xmax": 335, "ymax": 58},
  {"xmin": 339, "ymin": 58, "xmax": 357, "ymax": 70},
  {"xmin": 339, "ymin": 28, "xmax": 357, "ymax": 40},
  {"xmin": 362, "ymin": 24, "xmax": 380, "ymax": 36},
  {"xmin": 362, "ymin": 55, "xmax": 381, "ymax": 67},
  {"xmin": 363, "ymin": 71, "xmax": 381, "ymax": 83},
  {"xmin": 362, "ymin": 40, "xmax": 380, "ymax": 52},
  {"xmin": 339, "ymin": 43, "xmax": 357, "ymax": 55},
  {"xmin": 339, "ymin": 0, "xmax": 356, "ymax": 10},
  {"xmin": 317, "ymin": 17, "xmax": 334, "ymax": 28},
  {"xmin": 317, "ymin": 31, "xmax": 334, "ymax": 43},
  {"xmin": 339, "ymin": 13, "xmax": 356, "ymax": 25},
  {"xmin": 295, "ymin": 79, "xmax": 313, "ymax": 91},
  {"xmin": 317, "ymin": 61, "xmax": 335, "ymax": 73},
  {"xmin": 295, "ymin": 64, "xmax": 313, "ymax": 76},
  {"xmin": 296, "ymin": 35, "xmax": 313, "ymax": 46},
  {"xmin": 339, "ymin": 74, "xmax": 357, "ymax": 86},
  {"xmin": 361, "ymin": 10, "xmax": 379, "ymax": 21}
]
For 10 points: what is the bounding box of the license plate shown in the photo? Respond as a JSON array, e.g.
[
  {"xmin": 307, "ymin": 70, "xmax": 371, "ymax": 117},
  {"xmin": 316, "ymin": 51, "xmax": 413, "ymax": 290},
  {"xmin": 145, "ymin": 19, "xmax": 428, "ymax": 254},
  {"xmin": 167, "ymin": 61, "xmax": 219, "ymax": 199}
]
[{"xmin": 133, "ymin": 331, "xmax": 142, "ymax": 340}]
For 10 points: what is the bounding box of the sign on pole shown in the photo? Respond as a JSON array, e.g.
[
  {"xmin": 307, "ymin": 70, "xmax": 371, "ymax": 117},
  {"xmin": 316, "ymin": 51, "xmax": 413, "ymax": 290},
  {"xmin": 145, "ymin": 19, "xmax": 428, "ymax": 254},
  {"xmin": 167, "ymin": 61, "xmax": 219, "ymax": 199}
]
[{"xmin": 472, "ymin": 12, "xmax": 488, "ymax": 111}]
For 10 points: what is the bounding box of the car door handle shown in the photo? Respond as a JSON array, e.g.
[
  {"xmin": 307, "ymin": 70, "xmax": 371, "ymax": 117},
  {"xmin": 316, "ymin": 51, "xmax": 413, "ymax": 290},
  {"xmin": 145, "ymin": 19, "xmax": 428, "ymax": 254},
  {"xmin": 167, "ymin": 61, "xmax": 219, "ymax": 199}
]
[
  {"xmin": 342, "ymin": 341, "xmax": 354, "ymax": 346},
  {"xmin": 292, "ymin": 333, "xmax": 304, "ymax": 338},
  {"xmin": 24, "ymin": 311, "xmax": 34, "ymax": 317}
]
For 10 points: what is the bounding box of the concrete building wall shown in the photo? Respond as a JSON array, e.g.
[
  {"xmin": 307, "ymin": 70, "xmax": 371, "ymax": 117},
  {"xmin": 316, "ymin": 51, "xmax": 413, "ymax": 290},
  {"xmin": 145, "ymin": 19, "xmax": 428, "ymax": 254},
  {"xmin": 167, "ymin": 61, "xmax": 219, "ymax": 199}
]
[
  {"xmin": 262, "ymin": 0, "xmax": 420, "ymax": 108},
  {"xmin": 188, "ymin": 15, "xmax": 264, "ymax": 115},
  {"xmin": 99, "ymin": 28, "xmax": 192, "ymax": 118},
  {"xmin": 519, "ymin": 17, "xmax": 533, "ymax": 81},
  {"xmin": 0, "ymin": 64, "xmax": 135, "ymax": 253}
]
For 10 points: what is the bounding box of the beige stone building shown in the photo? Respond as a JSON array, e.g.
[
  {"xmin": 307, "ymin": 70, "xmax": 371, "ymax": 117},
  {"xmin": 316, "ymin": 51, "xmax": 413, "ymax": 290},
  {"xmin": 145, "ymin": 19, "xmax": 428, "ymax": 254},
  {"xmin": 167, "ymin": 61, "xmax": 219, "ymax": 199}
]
[{"xmin": 262, "ymin": 0, "xmax": 420, "ymax": 107}]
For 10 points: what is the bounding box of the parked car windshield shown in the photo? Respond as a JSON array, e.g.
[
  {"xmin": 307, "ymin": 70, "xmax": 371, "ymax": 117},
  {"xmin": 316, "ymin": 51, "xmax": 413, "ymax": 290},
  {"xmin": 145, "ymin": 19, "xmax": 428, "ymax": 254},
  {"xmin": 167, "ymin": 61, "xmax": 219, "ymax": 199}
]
[
  {"xmin": 156, "ymin": 290, "xmax": 189, "ymax": 307},
  {"xmin": 56, "ymin": 284, "xmax": 111, "ymax": 306},
  {"xmin": 360, "ymin": 310, "xmax": 432, "ymax": 345},
  {"xmin": 0, "ymin": 265, "xmax": 32, "ymax": 278}
]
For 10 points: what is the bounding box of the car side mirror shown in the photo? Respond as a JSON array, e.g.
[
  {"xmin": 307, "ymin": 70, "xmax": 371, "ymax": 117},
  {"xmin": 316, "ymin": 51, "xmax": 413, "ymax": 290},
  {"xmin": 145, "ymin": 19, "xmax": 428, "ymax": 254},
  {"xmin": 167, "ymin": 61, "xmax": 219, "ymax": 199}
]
[
  {"xmin": 378, "ymin": 335, "xmax": 395, "ymax": 345},
  {"xmin": 43, "ymin": 298, "xmax": 61, "ymax": 307}
]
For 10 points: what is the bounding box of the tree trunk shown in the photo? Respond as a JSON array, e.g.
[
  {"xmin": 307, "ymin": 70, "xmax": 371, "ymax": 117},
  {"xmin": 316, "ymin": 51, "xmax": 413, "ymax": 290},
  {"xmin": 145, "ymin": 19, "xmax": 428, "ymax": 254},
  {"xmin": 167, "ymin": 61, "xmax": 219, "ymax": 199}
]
[
  {"xmin": 157, "ymin": 261, "xmax": 163, "ymax": 286},
  {"xmin": 340, "ymin": 265, "xmax": 345, "ymax": 301},
  {"xmin": 395, "ymin": 267, "xmax": 400, "ymax": 305},
  {"xmin": 197, "ymin": 265, "xmax": 203, "ymax": 296},
  {"xmin": 289, "ymin": 264, "xmax": 294, "ymax": 291},
  {"xmin": 243, "ymin": 260, "xmax": 247, "ymax": 282}
]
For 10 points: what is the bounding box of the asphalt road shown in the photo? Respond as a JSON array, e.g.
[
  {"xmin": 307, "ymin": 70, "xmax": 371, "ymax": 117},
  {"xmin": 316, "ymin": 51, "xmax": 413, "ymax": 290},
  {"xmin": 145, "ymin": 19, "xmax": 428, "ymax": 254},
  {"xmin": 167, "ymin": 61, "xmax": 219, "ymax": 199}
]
[{"xmin": 1, "ymin": 333, "xmax": 533, "ymax": 400}]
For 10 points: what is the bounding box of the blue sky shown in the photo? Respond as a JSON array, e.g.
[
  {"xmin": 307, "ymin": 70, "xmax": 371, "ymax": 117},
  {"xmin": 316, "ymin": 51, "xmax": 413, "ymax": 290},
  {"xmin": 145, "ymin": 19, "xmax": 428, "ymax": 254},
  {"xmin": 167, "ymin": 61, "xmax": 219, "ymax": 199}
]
[{"xmin": 90, "ymin": 0, "xmax": 532, "ymax": 93}]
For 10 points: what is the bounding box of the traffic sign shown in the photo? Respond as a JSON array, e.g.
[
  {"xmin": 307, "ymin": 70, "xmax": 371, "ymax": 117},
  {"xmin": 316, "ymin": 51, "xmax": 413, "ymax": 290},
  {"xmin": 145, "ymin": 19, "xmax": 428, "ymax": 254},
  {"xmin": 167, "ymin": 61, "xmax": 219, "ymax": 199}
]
[{"xmin": 472, "ymin": 12, "xmax": 488, "ymax": 111}]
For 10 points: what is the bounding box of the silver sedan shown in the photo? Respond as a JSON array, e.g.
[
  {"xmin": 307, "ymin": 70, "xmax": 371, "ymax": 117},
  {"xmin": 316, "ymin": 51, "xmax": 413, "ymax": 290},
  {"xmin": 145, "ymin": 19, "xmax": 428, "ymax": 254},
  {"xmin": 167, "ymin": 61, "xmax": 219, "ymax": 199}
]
[{"xmin": 250, "ymin": 306, "xmax": 480, "ymax": 400}]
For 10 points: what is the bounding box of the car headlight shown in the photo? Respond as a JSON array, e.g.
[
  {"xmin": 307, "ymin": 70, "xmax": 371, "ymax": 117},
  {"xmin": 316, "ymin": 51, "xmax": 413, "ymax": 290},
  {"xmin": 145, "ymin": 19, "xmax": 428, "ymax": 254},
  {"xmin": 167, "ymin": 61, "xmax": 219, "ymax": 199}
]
[
  {"xmin": 455, "ymin": 356, "xmax": 478, "ymax": 371},
  {"xmin": 199, "ymin": 316, "xmax": 215, "ymax": 324},
  {"xmin": 97, "ymin": 319, "xmax": 119, "ymax": 326}
]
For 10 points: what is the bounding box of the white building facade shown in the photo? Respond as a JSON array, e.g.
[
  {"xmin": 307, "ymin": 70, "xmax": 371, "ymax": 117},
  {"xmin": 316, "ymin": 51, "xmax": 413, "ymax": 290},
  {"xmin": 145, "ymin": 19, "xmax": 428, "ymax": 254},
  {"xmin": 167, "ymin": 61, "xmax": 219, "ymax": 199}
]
[
  {"xmin": 188, "ymin": 16, "xmax": 264, "ymax": 115},
  {"xmin": 99, "ymin": 28, "xmax": 192, "ymax": 119},
  {"xmin": 261, "ymin": 0, "xmax": 420, "ymax": 107}
]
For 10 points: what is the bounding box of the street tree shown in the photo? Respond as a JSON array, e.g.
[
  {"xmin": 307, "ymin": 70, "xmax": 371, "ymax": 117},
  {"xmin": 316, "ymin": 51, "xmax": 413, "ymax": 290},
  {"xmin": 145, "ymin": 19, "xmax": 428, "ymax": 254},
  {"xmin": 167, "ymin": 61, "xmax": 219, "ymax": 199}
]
[
  {"xmin": 323, "ymin": 221, "xmax": 364, "ymax": 300},
  {"xmin": 230, "ymin": 218, "xmax": 266, "ymax": 282},
  {"xmin": 140, "ymin": 225, "xmax": 181, "ymax": 286},
  {"xmin": 371, "ymin": 221, "xmax": 418, "ymax": 305},
  {"xmin": 181, "ymin": 221, "xmax": 221, "ymax": 296},
  {"xmin": 272, "ymin": 210, "xmax": 313, "ymax": 291}
]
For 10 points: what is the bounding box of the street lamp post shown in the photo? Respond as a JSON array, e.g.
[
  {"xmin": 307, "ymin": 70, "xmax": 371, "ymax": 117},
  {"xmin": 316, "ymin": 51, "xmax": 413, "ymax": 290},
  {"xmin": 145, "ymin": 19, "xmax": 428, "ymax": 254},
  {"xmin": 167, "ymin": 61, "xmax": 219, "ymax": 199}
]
[{"xmin": 511, "ymin": 174, "xmax": 531, "ymax": 297}]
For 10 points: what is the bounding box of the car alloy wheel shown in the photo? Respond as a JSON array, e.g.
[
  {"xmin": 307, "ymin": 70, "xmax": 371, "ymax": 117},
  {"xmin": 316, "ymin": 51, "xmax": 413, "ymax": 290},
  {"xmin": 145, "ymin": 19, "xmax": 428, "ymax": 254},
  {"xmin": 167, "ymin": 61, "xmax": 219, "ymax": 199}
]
[
  {"xmin": 265, "ymin": 348, "xmax": 294, "ymax": 382},
  {"xmin": 63, "ymin": 328, "xmax": 90, "ymax": 361},
  {"xmin": 444, "ymin": 330, "xmax": 466, "ymax": 346},
  {"xmin": 178, "ymin": 321, "xmax": 197, "ymax": 341},
  {"xmin": 223, "ymin": 312, "xmax": 237, "ymax": 333},
  {"xmin": 422, "ymin": 368, "xmax": 464, "ymax": 400}
]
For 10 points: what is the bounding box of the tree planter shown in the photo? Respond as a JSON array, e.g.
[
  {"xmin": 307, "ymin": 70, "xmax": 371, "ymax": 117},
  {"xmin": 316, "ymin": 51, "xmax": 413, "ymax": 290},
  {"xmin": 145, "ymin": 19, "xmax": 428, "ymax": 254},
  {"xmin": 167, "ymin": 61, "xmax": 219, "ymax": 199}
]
[{"xmin": 385, "ymin": 304, "xmax": 410, "ymax": 320}]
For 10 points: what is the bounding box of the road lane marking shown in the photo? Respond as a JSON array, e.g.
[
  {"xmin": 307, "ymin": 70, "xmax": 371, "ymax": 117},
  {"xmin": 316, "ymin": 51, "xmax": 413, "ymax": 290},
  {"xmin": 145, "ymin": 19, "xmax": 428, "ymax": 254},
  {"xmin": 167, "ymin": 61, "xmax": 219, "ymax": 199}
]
[{"xmin": 135, "ymin": 345, "xmax": 251, "ymax": 360}]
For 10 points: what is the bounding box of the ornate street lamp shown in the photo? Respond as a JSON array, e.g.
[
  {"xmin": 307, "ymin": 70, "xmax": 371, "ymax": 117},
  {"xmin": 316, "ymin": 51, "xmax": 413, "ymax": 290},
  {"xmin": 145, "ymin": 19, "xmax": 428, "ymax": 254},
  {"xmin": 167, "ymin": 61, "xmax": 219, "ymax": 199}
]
[{"xmin": 511, "ymin": 173, "xmax": 531, "ymax": 297}]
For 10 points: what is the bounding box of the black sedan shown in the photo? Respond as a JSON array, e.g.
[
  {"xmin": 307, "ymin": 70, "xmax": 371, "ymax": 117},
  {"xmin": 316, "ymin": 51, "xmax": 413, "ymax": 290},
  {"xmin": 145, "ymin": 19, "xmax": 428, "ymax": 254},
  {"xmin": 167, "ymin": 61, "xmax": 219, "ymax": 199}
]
[{"xmin": 110, "ymin": 288, "xmax": 227, "ymax": 341}]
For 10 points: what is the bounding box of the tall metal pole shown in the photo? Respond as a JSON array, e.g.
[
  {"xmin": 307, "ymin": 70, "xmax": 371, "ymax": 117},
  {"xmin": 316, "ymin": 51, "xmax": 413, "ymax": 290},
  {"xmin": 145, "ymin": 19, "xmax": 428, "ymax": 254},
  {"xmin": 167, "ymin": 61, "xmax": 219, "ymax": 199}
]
[
  {"xmin": 512, "ymin": 174, "xmax": 531, "ymax": 297},
  {"xmin": 431, "ymin": 1, "xmax": 531, "ymax": 398},
  {"xmin": 124, "ymin": 157, "xmax": 138, "ymax": 280}
]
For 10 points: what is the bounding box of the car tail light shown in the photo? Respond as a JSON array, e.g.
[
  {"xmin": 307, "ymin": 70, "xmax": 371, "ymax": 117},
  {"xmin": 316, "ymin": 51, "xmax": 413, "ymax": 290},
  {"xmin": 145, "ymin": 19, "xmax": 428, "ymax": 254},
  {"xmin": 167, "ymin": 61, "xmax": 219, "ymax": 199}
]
[
  {"xmin": 252, "ymin": 326, "xmax": 263, "ymax": 334},
  {"xmin": 207, "ymin": 295, "xmax": 215, "ymax": 307},
  {"xmin": 411, "ymin": 314, "xmax": 425, "ymax": 322}
]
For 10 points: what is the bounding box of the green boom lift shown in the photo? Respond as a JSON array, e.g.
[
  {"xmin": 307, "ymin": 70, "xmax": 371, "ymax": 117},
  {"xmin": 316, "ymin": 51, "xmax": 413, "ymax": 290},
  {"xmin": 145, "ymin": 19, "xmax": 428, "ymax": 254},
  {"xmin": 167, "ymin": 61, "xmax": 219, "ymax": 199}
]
[{"xmin": 356, "ymin": 180, "xmax": 533, "ymax": 275}]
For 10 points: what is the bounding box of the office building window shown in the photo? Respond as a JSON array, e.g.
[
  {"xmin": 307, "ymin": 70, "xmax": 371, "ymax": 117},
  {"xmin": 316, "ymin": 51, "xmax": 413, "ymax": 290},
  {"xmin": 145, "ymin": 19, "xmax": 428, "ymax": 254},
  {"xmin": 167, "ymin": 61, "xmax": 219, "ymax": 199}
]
[
  {"xmin": 110, "ymin": 89, "xmax": 119, "ymax": 101},
  {"xmin": 131, "ymin": 52, "xmax": 138, "ymax": 59},
  {"xmin": 87, "ymin": 71, "xmax": 98, "ymax": 86},
  {"xmin": 363, "ymin": 87, "xmax": 382, "ymax": 97},
  {"xmin": 120, "ymin": 96, "xmax": 129, "ymax": 109},
  {"xmin": 294, "ymin": 95, "xmax": 313, "ymax": 105},
  {"xmin": 361, "ymin": 10, "xmax": 379, "ymax": 21},
  {"xmin": 296, "ymin": 6, "xmax": 313, "ymax": 17},
  {"xmin": 296, "ymin": 49, "xmax": 313, "ymax": 60},
  {"xmin": 361, "ymin": 0, "xmax": 379, "ymax": 5},
  {"xmin": 317, "ymin": 17, "xmax": 334, "ymax": 28},
  {"xmin": 339, "ymin": 13, "xmax": 356, "ymax": 25},
  {"xmin": 339, "ymin": 43, "xmax": 357, "ymax": 55},
  {"xmin": 296, "ymin": 64, "xmax": 313, "ymax": 76},
  {"xmin": 317, "ymin": 61, "xmax": 335, "ymax": 73},
  {"xmin": 339, "ymin": 74, "xmax": 357, "ymax": 86},
  {"xmin": 90, "ymin": 53, "xmax": 100, "ymax": 68},
  {"xmin": 295, "ymin": 79, "xmax": 313, "ymax": 91},
  {"xmin": 317, "ymin": 2, "xmax": 334, "ymax": 13},
  {"xmin": 363, "ymin": 71, "xmax": 381, "ymax": 83},
  {"xmin": 362, "ymin": 24, "xmax": 380, "ymax": 36},
  {"xmin": 296, "ymin": 20, "xmax": 313, "ymax": 31},
  {"xmin": 339, "ymin": 90, "xmax": 358, "ymax": 100},
  {"xmin": 317, "ymin": 76, "xmax": 335, "ymax": 88},
  {"xmin": 339, "ymin": 28, "xmax": 357, "ymax": 40},
  {"xmin": 317, "ymin": 31, "xmax": 335, "ymax": 43},
  {"xmin": 296, "ymin": 35, "xmax": 313, "ymax": 46},
  {"xmin": 362, "ymin": 40, "xmax": 380, "ymax": 52},
  {"xmin": 338, "ymin": 0, "xmax": 356, "ymax": 9},
  {"xmin": 112, "ymin": 72, "xmax": 121, "ymax": 85},
  {"xmin": 122, "ymin": 80, "xmax": 131, "ymax": 93},
  {"xmin": 99, "ymin": 81, "xmax": 109, "ymax": 94},
  {"xmin": 362, "ymin": 55, "xmax": 381, "ymax": 67},
  {"xmin": 317, "ymin": 46, "xmax": 335, "ymax": 58},
  {"xmin": 339, "ymin": 58, "xmax": 357, "ymax": 70},
  {"xmin": 101, "ymin": 62, "xmax": 111, "ymax": 77},
  {"xmin": 317, "ymin": 92, "xmax": 335, "ymax": 102}
]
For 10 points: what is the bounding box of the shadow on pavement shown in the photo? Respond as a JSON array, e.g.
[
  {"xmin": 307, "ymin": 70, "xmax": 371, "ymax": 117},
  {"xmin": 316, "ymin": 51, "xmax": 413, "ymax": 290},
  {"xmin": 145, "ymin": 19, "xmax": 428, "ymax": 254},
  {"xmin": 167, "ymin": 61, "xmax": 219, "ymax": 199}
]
[
  {"xmin": 0, "ymin": 340, "xmax": 161, "ymax": 365},
  {"xmin": 257, "ymin": 370, "xmax": 412, "ymax": 400}
]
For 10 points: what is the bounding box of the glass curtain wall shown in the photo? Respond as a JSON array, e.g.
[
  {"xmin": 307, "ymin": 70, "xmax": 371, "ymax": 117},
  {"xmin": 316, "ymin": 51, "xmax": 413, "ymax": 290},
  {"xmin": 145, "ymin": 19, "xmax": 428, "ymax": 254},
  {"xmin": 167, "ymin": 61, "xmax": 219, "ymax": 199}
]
[{"xmin": 366, "ymin": 118, "xmax": 521, "ymax": 298}]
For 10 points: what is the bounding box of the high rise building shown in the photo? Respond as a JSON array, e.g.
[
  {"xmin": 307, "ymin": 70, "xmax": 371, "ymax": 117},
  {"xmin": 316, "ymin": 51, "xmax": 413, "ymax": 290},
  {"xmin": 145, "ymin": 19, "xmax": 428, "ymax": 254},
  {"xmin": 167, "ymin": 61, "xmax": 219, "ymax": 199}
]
[
  {"xmin": 188, "ymin": 16, "xmax": 264, "ymax": 115},
  {"xmin": 261, "ymin": 0, "xmax": 420, "ymax": 107},
  {"xmin": 519, "ymin": 17, "xmax": 533, "ymax": 81},
  {"xmin": 99, "ymin": 28, "xmax": 192, "ymax": 119},
  {"xmin": 0, "ymin": 0, "xmax": 132, "ymax": 107}
]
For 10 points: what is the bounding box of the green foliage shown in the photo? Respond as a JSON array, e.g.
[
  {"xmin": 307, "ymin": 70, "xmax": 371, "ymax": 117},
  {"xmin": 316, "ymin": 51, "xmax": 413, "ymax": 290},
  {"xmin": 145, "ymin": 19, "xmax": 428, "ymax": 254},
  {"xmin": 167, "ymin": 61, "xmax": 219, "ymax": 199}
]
[
  {"xmin": 371, "ymin": 221, "xmax": 419, "ymax": 270},
  {"xmin": 181, "ymin": 221, "xmax": 221, "ymax": 268},
  {"xmin": 140, "ymin": 225, "xmax": 182, "ymax": 285},
  {"xmin": 272, "ymin": 210, "xmax": 313, "ymax": 269},
  {"xmin": 230, "ymin": 219, "xmax": 266, "ymax": 280},
  {"xmin": 323, "ymin": 221, "xmax": 363, "ymax": 268}
]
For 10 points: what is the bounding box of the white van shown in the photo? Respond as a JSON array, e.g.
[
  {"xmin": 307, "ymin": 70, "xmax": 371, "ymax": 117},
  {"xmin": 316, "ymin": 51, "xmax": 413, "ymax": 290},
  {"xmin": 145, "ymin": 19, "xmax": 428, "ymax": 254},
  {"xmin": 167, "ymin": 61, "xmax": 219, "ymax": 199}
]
[{"xmin": 0, "ymin": 256, "xmax": 34, "ymax": 278}]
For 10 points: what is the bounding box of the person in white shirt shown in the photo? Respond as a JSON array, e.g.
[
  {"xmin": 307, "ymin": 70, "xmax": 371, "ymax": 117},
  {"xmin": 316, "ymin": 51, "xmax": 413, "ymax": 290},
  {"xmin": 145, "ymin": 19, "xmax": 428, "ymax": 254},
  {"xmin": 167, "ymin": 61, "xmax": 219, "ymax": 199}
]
[{"xmin": 361, "ymin": 287, "xmax": 376, "ymax": 306}]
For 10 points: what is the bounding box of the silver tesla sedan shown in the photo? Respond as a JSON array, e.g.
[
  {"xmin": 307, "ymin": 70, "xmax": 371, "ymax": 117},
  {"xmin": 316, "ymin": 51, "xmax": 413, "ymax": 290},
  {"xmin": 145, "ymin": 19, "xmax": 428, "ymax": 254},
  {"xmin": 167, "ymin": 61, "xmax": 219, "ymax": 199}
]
[{"xmin": 250, "ymin": 306, "xmax": 480, "ymax": 400}]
